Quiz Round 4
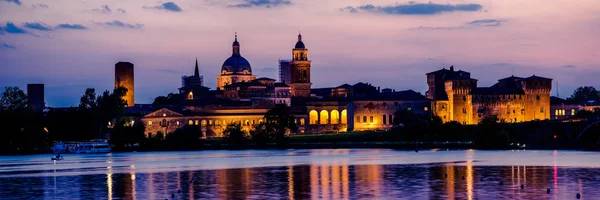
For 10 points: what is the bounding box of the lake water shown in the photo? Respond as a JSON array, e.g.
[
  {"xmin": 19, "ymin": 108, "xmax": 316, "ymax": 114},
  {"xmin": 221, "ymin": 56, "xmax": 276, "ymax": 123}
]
[{"xmin": 1, "ymin": 149, "xmax": 599, "ymax": 199}]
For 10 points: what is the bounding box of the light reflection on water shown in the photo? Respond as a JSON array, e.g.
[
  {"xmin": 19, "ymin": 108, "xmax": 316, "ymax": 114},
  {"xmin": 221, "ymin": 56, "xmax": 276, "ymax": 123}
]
[{"xmin": 0, "ymin": 149, "xmax": 599, "ymax": 199}]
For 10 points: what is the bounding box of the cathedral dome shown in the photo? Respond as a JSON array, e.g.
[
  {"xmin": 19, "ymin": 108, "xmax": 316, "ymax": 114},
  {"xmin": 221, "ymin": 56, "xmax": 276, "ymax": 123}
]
[
  {"xmin": 221, "ymin": 34, "xmax": 252, "ymax": 75},
  {"xmin": 221, "ymin": 56, "xmax": 252, "ymax": 74},
  {"xmin": 294, "ymin": 34, "xmax": 305, "ymax": 49}
]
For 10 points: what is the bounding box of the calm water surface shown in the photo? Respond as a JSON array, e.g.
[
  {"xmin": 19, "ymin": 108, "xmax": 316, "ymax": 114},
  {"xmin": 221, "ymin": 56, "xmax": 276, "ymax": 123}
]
[{"xmin": 1, "ymin": 149, "xmax": 599, "ymax": 199}]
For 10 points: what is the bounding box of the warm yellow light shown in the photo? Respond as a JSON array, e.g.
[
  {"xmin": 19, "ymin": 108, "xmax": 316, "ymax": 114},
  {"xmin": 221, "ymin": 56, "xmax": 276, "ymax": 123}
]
[{"xmin": 148, "ymin": 121, "xmax": 152, "ymax": 125}]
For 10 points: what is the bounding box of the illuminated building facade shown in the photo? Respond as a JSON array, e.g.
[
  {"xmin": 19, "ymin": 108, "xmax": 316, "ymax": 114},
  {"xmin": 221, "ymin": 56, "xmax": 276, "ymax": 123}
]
[{"xmin": 427, "ymin": 66, "xmax": 552, "ymax": 124}]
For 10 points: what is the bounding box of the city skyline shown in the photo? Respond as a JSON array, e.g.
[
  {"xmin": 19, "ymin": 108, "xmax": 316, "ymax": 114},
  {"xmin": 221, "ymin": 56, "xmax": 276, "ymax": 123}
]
[{"xmin": 1, "ymin": 0, "xmax": 599, "ymax": 107}]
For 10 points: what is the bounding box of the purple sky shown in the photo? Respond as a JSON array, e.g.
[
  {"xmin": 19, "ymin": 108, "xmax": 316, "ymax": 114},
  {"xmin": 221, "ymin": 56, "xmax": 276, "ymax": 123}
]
[{"xmin": 1, "ymin": 0, "xmax": 599, "ymax": 107}]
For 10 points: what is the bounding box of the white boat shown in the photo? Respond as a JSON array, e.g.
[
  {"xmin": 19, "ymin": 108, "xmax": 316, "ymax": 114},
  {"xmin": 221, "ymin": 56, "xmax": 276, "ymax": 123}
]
[
  {"xmin": 51, "ymin": 141, "xmax": 111, "ymax": 154},
  {"xmin": 73, "ymin": 141, "xmax": 111, "ymax": 154},
  {"xmin": 51, "ymin": 156, "xmax": 64, "ymax": 161}
]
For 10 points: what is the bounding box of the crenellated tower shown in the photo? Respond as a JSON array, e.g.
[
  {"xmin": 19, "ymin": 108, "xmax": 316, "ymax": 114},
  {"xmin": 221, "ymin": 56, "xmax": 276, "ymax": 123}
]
[
  {"xmin": 445, "ymin": 77, "xmax": 477, "ymax": 124},
  {"xmin": 289, "ymin": 34, "xmax": 312, "ymax": 97},
  {"xmin": 522, "ymin": 75, "xmax": 552, "ymax": 121}
]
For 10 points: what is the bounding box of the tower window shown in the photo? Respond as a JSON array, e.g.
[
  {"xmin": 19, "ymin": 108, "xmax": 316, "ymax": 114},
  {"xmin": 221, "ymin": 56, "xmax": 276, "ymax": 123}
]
[
  {"xmin": 540, "ymin": 107, "xmax": 544, "ymax": 113},
  {"xmin": 462, "ymin": 107, "xmax": 467, "ymax": 114},
  {"xmin": 383, "ymin": 114, "xmax": 387, "ymax": 124}
]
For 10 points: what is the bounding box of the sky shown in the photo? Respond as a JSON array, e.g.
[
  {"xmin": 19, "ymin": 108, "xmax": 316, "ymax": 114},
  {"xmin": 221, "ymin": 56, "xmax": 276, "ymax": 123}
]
[{"xmin": 1, "ymin": 0, "xmax": 599, "ymax": 107}]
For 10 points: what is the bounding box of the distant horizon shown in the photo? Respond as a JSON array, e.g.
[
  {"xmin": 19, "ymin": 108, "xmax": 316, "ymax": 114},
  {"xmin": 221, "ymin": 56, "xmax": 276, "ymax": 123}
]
[{"xmin": 1, "ymin": 0, "xmax": 598, "ymax": 107}]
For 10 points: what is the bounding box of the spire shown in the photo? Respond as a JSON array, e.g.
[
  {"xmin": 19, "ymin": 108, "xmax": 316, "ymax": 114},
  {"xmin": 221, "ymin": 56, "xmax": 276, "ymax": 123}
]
[
  {"xmin": 194, "ymin": 58, "xmax": 199, "ymax": 77},
  {"xmin": 232, "ymin": 32, "xmax": 240, "ymax": 56},
  {"xmin": 298, "ymin": 32, "xmax": 302, "ymax": 41}
]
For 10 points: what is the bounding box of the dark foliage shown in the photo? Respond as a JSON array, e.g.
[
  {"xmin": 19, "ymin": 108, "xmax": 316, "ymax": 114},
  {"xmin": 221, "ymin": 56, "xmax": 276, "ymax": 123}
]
[
  {"xmin": 164, "ymin": 126, "xmax": 203, "ymax": 150},
  {"xmin": 222, "ymin": 123, "xmax": 247, "ymax": 148},
  {"xmin": 569, "ymin": 86, "xmax": 599, "ymax": 102}
]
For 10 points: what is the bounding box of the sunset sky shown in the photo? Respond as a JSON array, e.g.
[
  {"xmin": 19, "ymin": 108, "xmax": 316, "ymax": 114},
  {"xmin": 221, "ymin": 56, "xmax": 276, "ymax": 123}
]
[{"xmin": 1, "ymin": 0, "xmax": 599, "ymax": 106}]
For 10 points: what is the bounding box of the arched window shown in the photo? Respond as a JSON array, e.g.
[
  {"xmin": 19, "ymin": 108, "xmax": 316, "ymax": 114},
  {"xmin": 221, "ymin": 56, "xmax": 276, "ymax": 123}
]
[
  {"xmin": 258, "ymin": 119, "xmax": 263, "ymax": 124},
  {"xmin": 330, "ymin": 110, "xmax": 339, "ymax": 124},
  {"xmin": 341, "ymin": 110, "xmax": 347, "ymax": 124},
  {"xmin": 320, "ymin": 110, "xmax": 329, "ymax": 124},
  {"xmin": 201, "ymin": 120, "xmax": 207, "ymax": 126},
  {"xmin": 245, "ymin": 120, "xmax": 250, "ymax": 126},
  {"xmin": 188, "ymin": 120, "xmax": 193, "ymax": 125},
  {"xmin": 309, "ymin": 110, "xmax": 318, "ymax": 124},
  {"xmin": 195, "ymin": 120, "xmax": 199, "ymax": 126}
]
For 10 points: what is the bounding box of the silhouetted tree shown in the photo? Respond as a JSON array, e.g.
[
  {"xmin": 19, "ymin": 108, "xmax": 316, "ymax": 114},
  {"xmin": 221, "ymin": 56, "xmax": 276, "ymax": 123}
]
[
  {"xmin": 152, "ymin": 93, "xmax": 182, "ymax": 105},
  {"xmin": 79, "ymin": 88, "xmax": 97, "ymax": 109},
  {"xmin": 569, "ymin": 86, "xmax": 599, "ymax": 102},
  {"xmin": 0, "ymin": 86, "xmax": 28, "ymax": 111},
  {"xmin": 165, "ymin": 126, "xmax": 203, "ymax": 150},
  {"xmin": 222, "ymin": 123, "xmax": 247, "ymax": 148},
  {"xmin": 110, "ymin": 119, "xmax": 146, "ymax": 150},
  {"xmin": 475, "ymin": 115, "xmax": 510, "ymax": 149}
]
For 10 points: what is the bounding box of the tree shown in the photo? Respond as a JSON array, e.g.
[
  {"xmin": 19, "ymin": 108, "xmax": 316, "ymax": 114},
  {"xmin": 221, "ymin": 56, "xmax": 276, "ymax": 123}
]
[
  {"xmin": 110, "ymin": 119, "xmax": 146, "ymax": 150},
  {"xmin": 165, "ymin": 126, "xmax": 203, "ymax": 150},
  {"xmin": 265, "ymin": 104, "xmax": 297, "ymax": 145},
  {"xmin": 222, "ymin": 123, "xmax": 247, "ymax": 148},
  {"xmin": 79, "ymin": 88, "xmax": 97, "ymax": 109},
  {"xmin": 0, "ymin": 86, "xmax": 28, "ymax": 111},
  {"xmin": 392, "ymin": 109, "xmax": 432, "ymax": 141},
  {"xmin": 475, "ymin": 115, "xmax": 510, "ymax": 149},
  {"xmin": 152, "ymin": 93, "xmax": 182, "ymax": 105},
  {"xmin": 569, "ymin": 86, "xmax": 599, "ymax": 102}
]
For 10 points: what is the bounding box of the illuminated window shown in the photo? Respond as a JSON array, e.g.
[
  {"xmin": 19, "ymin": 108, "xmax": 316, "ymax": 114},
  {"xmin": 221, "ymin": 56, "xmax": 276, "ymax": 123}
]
[
  {"xmin": 330, "ymin": 110, "xmax": 339, "ymax": 124},
  {"xmin": 201, "ymin": 120, "xmax": 207, "ymax": 126},
  {"xmin": 300, "ymin": 118, "xmax": 305, "ymax": 126},
  {"xmin": 259, "ymin": 119, "xmax": 263, "ymax": 124},
  {"xmin": 407, "ymin": 107, "xmax": 412, "ymax": 111},
  {"xmin": 309, "ymin": 110, "xmax": 318, "ymax": 124},
  {"xmin": 195, "ymin": 120, "xmax": 199, "ymax": 126},
  {"xmin": 148, "ymin": 121, "xmax": 152, "ymax": 125},
  {"xmin": 188, "ymin": 120, "xmax": 193, "ymax": 125},
  {"xmin": 571, "ymin": 109, "xmax": 575, "ymax": 116},
  {"xmin": 424, "ymin": 107, "xmax": 428, "ymax": 111},
  {"xmin": 320, "ymin": 110, "xmax": 329, "ymax": 124},
  {"xmin": 216, "ymin": 120, "xmax": 220, "ymax": 125},
  {"xmin": 187, "ymin": 92, "xmax": 193, "ymax": 100},
  {"xmin": 245, "ymin": 120, "xmax": 250, "ymax": 126},
  {"xmin": 555, "ymin": 110, "xmax": 559, "ymax": 116},
  {"xmin": 209, "ymin": 120, "xmax": 213, "ymax": 126},
  {"xmin": 176, "ymin": 121, "xmax": 180, "ymax": 125},
  {"xmin": 162, "ymin": 113, "xmax": 166, "ymax": 117},
  {"xmin": 341, "ymin": 110, "xmax": 347, "ymax": 124}
]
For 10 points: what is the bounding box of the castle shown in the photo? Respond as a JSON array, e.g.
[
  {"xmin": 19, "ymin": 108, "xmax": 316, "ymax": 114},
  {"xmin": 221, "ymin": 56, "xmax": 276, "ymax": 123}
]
[
  {"xmin": 427, "ymin": 66, "xmax": 552, "ymax": 124},
  {"xmin": 134, "ymin": 34, "xmax": 552, "ymax": 137}
]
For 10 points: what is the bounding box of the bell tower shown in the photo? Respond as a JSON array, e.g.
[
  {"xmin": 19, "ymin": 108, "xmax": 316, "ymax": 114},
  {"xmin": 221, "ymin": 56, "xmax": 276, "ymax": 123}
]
[{"xmin": 290, "ymin": 33, "xmax": 312, "ymax": 97}]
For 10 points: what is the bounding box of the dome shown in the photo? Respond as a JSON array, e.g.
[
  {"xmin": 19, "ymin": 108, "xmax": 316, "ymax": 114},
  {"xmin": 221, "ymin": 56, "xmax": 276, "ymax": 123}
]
[
  {"xmin": 294, "ymin": 34, "xmax": 305, "ymax": 49},
  {"xmin": 295, "ymin": 41, "xmax": 305, "ymax": 49},
  {"xmin": 221, "ymin": 55, "xmax": 252, "ymax": 74},
  {"xmin": 221, "ymin": 33, "xmax": 252, "ymax": 75}
]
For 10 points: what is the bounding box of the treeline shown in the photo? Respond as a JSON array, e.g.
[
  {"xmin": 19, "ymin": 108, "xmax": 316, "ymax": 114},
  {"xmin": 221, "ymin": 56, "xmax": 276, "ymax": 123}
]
[
  {"xmin": 389, "ymin": 109, "xmax": 600, "ymax": 149},
  {"xmin": 0, "ymin": 86, "xmax": 139, "ymax": 154}
]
